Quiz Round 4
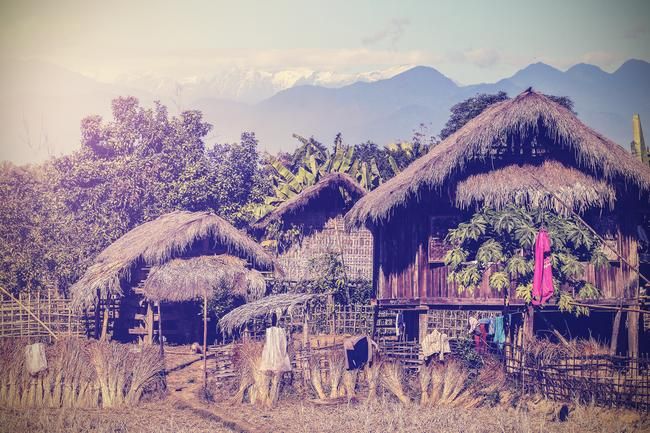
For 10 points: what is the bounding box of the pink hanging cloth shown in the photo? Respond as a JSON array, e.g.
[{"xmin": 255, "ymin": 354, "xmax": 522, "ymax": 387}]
[{"xmin": 531, "ymin": 229, "xmax": 554, "ymax": 306}]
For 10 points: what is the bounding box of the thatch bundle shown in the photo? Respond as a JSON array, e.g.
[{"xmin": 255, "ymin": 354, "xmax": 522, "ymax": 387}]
[
  {"xmin": 380, "ymin": 362, "xmax": 410, "ymax": 404},
  {"xmin": 70, "ymin": 211, "xmax": 275, "ymax": 308},
  {"xmin": 142, "ymin": 255, "xmax": 266, "ymax": 303},
  {"xmin": 253, "ymin": 173, "xmax": 366, "ymax": 231},
  {"xmin": 0, "ymin": 338, "xmax": 164, "ymax": 409},
  {"xmin": 218, "ymin": 292, "xmax": 324, "ymax": 335},
  {"xmin": 455, "ymin": 160, "xmax": 616, "ymax": 215},
  {"xmin": 346, "ymin": 90, "xmax": 650, "ymax": 228}
]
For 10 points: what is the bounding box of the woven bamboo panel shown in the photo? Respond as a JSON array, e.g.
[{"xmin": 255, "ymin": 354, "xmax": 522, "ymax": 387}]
[{"xmin": 0, "ymin": 289, "xmax": 86, "ymax": 340}]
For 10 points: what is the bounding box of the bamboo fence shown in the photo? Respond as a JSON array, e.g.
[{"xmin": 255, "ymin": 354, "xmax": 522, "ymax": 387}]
[
  {"xmin": 506, "ymin": 337, "xmax": 650, "ymax": 411},
  {"xmin": 0, "ymin": 289, "xmax": 86, "ymax": 341}
]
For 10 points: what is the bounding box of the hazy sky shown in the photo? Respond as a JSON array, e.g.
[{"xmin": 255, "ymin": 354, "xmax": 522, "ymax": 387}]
[{"xmin": 1, "ymin": 0, "xmax": 649, "ymax": 83}]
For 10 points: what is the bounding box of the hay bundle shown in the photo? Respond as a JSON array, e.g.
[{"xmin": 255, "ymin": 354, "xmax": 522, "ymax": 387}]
[
  {"xmin": 0, "ymin": 338, "xmax": 163, "ymax": 409},
  {"xmin": 427, "ymin": 361, "xmax": 471, "ymax": 406},
  {"xmin": 328, "ymin": 350, "xmax": 346, "ymax": 398},
  {"xmin": 91, "ymin": 342, "xmax": 163, "ymax": 408},
  {"xmin": 232, "ymin": 341, "xmax": 264, "ymax": 404},
  {"xmin": 418, "ymin": 363, "xmax": 432, "ymax": 405},
  {"xmin": 309, "ymin": 355, "xmax": 327, "ymax": 400},
  {"xmin": 342, "ymin": 370, "xmax": 357, "ymax": 399},
  {"xmin": 380, "ymin": 362, "xmax": 409, "ymax": 404},
  {"xmin": 365, "ymin": 361, "xmax": 381, "ymax": 403}
]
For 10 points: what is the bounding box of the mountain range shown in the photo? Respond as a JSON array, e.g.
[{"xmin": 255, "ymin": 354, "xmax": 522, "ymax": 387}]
[{"xmin": 2, "ymin": 59, "xmax": 649, "ymax": 164}]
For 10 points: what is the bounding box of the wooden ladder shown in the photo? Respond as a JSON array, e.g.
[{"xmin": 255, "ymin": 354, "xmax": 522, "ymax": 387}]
[{"xmin": 128, "ymin": 267, "xmax": 160, "ymax": 344}]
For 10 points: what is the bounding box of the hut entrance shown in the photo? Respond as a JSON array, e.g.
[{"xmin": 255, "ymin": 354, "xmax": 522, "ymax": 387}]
[{"xmin": 400, "ymin": 309, "xmax": 420, "ymax": 342}]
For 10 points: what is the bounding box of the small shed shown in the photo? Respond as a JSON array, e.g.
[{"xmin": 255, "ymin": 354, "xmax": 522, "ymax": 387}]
[
  {"xmin": 70, "ymin": 210, "xmax": 276, "ymax": 344},
  {"xmin": 346, "ymin": 90, "xmax": 650, "ymax": 351},
  {"xmin": 253, "ymin": 173, "xmax": 373, "ymax": 281}
]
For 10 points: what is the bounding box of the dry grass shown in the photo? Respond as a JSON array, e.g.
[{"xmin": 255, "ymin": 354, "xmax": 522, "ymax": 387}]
[
  {"xmin": 143, "ymin": 255, "xmax": 267, "ymax": 303},
  {"xmin": 221, "ymin": 397, "xmax": 649, "ymax": 433},
  {"xmin": 219, "ymin": 292, "xmax": 323, "ymax": 336},
  {"xmin": 327, "ymin": 351, "xmax": 345, "ymax": 398},
  {"xmin": 379, "ymin": 362, "xmax": 410, "ymax": 404},
  {"xmin": 309, "ymin": 356, "xmax": 327, "ymax": 400},
  {"xmin": 0, "ymin": 338, "xmax": 164, "ymax": 409},
  {"xmin": 455, "ymin": 160, "xmax": 616, "ymax": 215},
  {"xmin": 0, "ymin": 400, "xmax": 233, "ymax": 433}
]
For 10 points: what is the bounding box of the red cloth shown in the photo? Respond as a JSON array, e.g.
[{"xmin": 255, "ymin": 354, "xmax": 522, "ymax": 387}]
[
  {"xmin": 474, "ymin": 324, "xmax": 488, "ymax": 354},
  {"xmin": 532, "ymin": 229, "xmax": 554, "ymax": 306}
]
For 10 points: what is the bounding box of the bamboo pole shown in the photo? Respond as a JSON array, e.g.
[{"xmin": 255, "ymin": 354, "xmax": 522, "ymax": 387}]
[
  {"xmin": 158, "ymin": 302, "xmax": 164, "ymax": 356},
  {"xmin": 203, "ymin": 290, "xmax": 208, "ymax": 389},
  {"xmin": 0, "ymin": 286, "xmax": 58, "ymax": 340},
  {"xmin": 569, "ymin": 302, "xmax": 647, "ymax": 315}
]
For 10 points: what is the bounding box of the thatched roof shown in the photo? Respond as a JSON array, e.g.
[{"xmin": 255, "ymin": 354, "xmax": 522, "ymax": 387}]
[
  {"xmin": 70, "ymin": 210, "xmax": 276, "ymax": 307},
  {"xmin": 142, "ymin": 255, "xmax": 266, "ymax": 303},
  {"xmin": 253, "ymin": 173, "xmax": 365, "ymax": 231},
  {"xmin": 346, "ymin": 90, "xmax": 650, "ymax": 228},
  {"xmin": 218, "ymin": 292, "xmax": 324, "ymax": 335},
  {"xmin": 455, "ymin": 160, "xmax": 616, "ymax": 215}
]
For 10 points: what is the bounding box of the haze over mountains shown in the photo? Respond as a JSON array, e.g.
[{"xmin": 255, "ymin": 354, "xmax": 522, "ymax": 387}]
[{"xmin": 2, "ymin": 59, "xmax": 649, "ymax": 164}]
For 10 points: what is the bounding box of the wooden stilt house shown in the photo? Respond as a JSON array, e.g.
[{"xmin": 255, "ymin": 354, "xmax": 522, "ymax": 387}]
[{"xmin": 345, "ymin": 90, "xmax": 650, "ymax": 352}]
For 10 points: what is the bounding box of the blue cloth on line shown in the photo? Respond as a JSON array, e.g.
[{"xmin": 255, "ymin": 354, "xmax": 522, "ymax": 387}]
[{"xmin": 493, "ymin": 316, "xmax": 505, "ymax": 349}]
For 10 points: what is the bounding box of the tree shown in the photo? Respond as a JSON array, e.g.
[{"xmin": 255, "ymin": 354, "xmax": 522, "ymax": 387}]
[
  {"xmin": 444, "ymin": 205, "xmax": 606, "ymax": 316},
  {"xmin": 440, "ymin": 92, "xmax": 509, "ymax": 140},
  {"xmin": 208, "ymin": 132, "xmax": 270, "ymax": 227}
]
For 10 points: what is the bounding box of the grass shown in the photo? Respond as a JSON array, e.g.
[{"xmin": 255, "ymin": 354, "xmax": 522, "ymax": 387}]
[
  {"xmin": 230, "ymin": 397, "xmax": 649, "ymax": 433},
  {"xmin": 0, "ymin": 400, "xmax": 233, "ymax": 433}
]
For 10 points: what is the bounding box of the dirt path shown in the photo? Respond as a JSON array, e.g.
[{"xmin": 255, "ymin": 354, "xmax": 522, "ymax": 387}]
[{"xmin": 164, "ymin": 349, "xmax": 272, "ymax": 433}]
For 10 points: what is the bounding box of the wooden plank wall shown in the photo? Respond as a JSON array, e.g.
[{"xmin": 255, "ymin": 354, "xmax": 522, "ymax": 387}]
[{"xmin": 375, "ymin": 209, "xmax": 639, "ymax": 305}]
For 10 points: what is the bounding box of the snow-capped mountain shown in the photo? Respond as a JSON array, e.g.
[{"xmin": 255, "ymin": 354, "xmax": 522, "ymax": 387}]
[{"xmin": 116, "ymin": 66, "xmax": 414, "ymax": 104}]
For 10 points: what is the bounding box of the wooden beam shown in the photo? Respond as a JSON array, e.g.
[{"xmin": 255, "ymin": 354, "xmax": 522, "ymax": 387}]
[
  {"xmin": 627, "ymin": 311, "xmax": 639, "ymax": 358},
  {"xmin": 145, "ymin": 302, "xmax": 154, "ymax": 345},
  {"xmin": 610, "ymin": 308, "xmax": 622, "ymax": 355},
  {"xmin": 99, "ymin": 307, "xmax": 109, "ymax": 341}
]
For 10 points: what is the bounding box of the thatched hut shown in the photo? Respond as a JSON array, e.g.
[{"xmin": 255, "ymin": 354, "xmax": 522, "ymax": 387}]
[
  {"xmin": 70, "ymin": 210, "xmax": 276, "ymax": 344},
  {"xmin": 345, "ymin": 90, "xmax": 650, "ymax": 350},
  {"xmin": 253, "ymin": 173, "xmax": 373, "ymax": 281}
]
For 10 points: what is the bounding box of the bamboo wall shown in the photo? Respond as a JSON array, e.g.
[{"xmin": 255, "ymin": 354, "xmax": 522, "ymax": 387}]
[{"xmin": 277, "ymin": 214, "xmax": 373, "ymax": 281}]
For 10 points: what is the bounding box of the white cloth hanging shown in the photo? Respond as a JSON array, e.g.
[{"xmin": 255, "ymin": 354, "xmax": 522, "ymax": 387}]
[
  {"xmin": 25, "ymin": 343, "xmax": 47, "ymax": 375},
  {"xmin": 421, "ymin": 329, "xmax": 451, "ymax": 360},
  {"xmin": 260, "ymin": 326, "xmax": 291, "ymax": 372}
]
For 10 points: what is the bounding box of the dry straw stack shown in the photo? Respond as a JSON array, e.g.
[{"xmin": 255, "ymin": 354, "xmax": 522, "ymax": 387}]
[{"xmin": 0, "ymin": 338, "xmax": 164, "ymax": 409}]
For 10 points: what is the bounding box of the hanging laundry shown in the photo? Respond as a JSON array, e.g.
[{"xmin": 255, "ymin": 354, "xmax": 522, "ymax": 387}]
[
  {"xmin": 532, "ymin": 229, "xmax": 554, "ymax": 306},
  {"xmin": 468, "ymin": 316, "xmax": 479, "ymax": 335},
  {"xmin": 395, "ymin": 311, "xmax": 405, "ymax": 340},
  {"xmin": 487, "ymin": 318, "xmax": 496, "ymax": 336},
  {"xmin": 344, "ymin": 335, "xmax": 374, "ymax": 370},
  {"xmin": 260, "ymin": 326, "xmax": 292, "ymax": 372},
  {"xmin": 493, "ymin": 316, "xmax": 506, "ymax": 349},
  {"xmin": 474, "ymin": 323, "xmax": 488, "ymax": 354},
  {"xmin": 421, "ymin": 329, "xmax": 451, "ymax": 361}
]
